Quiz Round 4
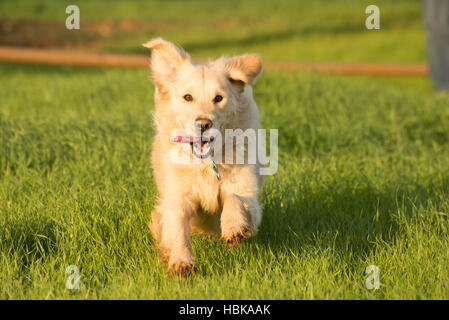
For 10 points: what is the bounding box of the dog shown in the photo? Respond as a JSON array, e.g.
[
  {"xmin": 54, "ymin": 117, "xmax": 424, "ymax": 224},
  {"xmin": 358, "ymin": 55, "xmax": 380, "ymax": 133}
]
[{"xmin": 143, "ymin": 38, "xmax": 264, "ymax": 275}]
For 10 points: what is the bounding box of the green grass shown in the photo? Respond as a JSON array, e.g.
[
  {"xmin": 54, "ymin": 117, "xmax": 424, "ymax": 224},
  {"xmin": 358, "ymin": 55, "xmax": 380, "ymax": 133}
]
[
  {"xmin": 0, "ymin": 0, "xmax": 426, "ymax": 62},
  {"xmin": 1, "ymin": 62, "xmax": 449, "ymax": 299}
]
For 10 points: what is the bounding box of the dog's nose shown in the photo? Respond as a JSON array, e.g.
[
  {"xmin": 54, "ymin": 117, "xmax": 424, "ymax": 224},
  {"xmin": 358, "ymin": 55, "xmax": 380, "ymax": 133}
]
[{"xmin": 194, "ymin": 118, "xmax": 213, "ymax": 134}]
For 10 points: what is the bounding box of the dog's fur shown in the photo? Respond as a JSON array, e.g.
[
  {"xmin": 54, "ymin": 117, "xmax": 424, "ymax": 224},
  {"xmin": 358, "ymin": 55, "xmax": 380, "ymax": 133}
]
[{"xmin": 143, "ymin": 38, "xmax": 264, "ymax": 275}]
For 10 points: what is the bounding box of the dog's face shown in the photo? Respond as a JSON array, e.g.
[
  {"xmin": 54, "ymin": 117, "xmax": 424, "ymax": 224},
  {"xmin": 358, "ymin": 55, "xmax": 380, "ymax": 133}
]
[{"xmin": 143, "ymin": 38, "xmax": 262, "ymax": 158}]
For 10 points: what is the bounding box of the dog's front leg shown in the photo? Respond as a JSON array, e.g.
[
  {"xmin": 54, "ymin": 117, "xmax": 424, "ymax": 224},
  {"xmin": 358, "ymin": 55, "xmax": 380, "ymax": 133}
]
[
  {"xmin": 221, "ymin": 166, "xmax": 262, "ymax": 246},
  {"xmin": 158, "ymin": 195, "xmax": 196, "ymax": 276}
]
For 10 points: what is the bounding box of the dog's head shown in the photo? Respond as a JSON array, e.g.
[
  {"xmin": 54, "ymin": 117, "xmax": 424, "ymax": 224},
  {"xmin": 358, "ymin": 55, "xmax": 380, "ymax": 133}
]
[{"xmin": 143, "ymin": 38, "xmax": 263, "ymax": 158}]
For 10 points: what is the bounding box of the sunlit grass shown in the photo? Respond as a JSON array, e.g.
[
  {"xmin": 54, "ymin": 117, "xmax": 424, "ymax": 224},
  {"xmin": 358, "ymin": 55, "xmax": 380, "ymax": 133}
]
[{"xmin": 0, "ymin": 63, "xmax": 448, "ymax": 299}]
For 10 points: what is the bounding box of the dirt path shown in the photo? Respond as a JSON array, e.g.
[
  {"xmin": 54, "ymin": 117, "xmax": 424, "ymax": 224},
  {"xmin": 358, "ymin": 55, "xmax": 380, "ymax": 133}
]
[
  {"xmin": 0, "ymin": 46, "xmax": 148, "ymax": 68},
  {"xmin": 0, "ymin": 46, "xmax": 428, "ymax": 76}
]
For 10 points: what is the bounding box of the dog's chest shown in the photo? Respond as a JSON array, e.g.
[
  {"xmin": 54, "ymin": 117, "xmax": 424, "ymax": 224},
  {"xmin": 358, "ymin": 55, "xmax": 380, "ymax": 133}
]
[{"xmin": 191, "ymin": 166, "xmax": 221, "ymax": 214}]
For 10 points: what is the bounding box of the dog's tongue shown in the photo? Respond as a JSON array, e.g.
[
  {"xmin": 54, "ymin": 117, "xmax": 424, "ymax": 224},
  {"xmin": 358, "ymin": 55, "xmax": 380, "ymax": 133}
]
[
  {"xmin": 171, "ymin": 135, "xmax": 204, "ymax": 144},
  {"xmin": 170, "ymin": 129, "xmax": 212, "ymax": 144},
  {"xmin": 170, "ymin": 129, "xmax": 189, "ymax": 143}
]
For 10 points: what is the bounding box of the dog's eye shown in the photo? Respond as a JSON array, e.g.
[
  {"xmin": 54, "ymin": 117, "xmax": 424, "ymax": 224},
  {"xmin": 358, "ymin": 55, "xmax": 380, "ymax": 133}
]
[
  {"xmin": 213, "ymin": 95, "xmax": 223, "ymax": 103},
  {"xmin": 183, "ymin": 94, "xmax": 193, "ymax": 102}
]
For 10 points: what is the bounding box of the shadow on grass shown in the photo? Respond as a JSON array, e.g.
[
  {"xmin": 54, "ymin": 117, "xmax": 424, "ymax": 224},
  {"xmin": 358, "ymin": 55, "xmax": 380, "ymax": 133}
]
[
  {"xmin": 196, "ymin": 174, "xmax": 443, "ymax": 277},
  {"xmin": 126, "ymin": 21, "xmax": 380, "ymax": 56},
  {"xmin": 182, "ymin": 23, "xmax": 364, "ymax": 54},
  {"xmin": 0, "ymin": 216, "xmax": 58, "ymax": 271},
  {"xmin": 253, "ymin": 179, "xmax": 434, "ymax": 258}
]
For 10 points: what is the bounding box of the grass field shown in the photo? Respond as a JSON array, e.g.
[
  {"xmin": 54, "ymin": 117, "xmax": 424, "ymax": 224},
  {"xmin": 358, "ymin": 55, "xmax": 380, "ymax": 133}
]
[
  {"xmin": 1, "ymin": 0, "xmax": 448, "ymax": 300},
  {"xmin": 0, "ymin": 0, "xmax": 425, "ymax": 62},
  {"xmin": 1, "ymin": 61, "xmax": 449, "ymax": 299}
]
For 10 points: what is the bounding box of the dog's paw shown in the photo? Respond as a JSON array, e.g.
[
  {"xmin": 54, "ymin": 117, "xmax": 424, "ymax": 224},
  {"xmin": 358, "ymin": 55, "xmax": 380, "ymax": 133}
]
[
  {"xmin": 167, "ymin": 259, "xmax": 197, "ymax": 277},
  {"xmin": 222, "ymin": 225, "xmax": 252, "ymax": 247}
]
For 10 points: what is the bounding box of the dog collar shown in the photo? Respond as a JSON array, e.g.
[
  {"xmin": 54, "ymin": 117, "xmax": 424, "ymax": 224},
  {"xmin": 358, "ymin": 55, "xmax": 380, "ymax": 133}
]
[{"xmin": 209, "ymin": 157, "xmax": 221, "ymax": 180}]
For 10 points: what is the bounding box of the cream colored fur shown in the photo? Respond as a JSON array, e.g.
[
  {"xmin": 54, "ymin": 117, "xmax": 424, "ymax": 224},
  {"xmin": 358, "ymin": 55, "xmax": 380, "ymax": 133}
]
[{"xmin": 143, "ymin": 38, "xmax": 264, "ymax": 275}]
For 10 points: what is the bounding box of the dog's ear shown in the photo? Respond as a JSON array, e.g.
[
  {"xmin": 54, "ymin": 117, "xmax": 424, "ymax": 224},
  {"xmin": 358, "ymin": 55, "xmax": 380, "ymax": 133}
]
[
  {"xmin": 142, "ymin": 38, "xmax": 191, "ymax": 92},
  {"xmin": 223, "ymin": 54, "xmax": 263, "ymax": 90}
]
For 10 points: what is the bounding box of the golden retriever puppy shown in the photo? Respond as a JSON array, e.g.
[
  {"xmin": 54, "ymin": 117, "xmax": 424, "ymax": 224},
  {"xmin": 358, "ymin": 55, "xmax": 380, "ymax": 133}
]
[{"xmin": 143, "ymin": 38, "xmax": 264, "ymax": 275}]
